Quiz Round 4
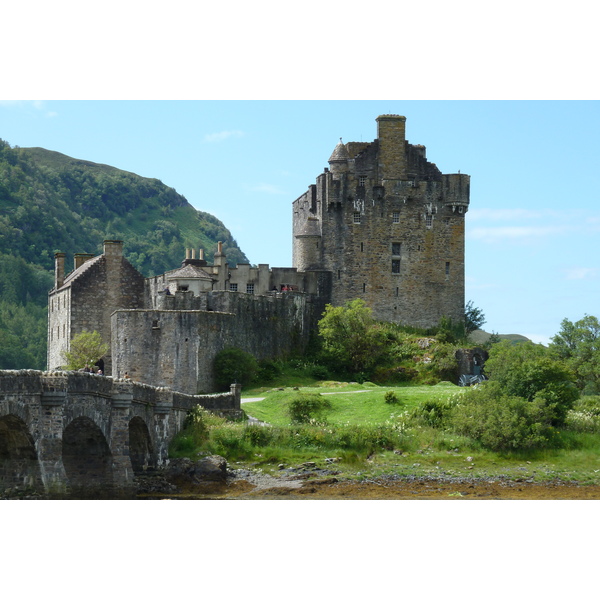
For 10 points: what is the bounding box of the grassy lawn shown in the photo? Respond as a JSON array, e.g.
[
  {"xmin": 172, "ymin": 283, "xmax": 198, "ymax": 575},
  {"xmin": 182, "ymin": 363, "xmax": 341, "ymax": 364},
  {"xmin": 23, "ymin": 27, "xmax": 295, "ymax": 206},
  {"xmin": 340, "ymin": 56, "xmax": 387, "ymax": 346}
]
[
  {"xmin": 242, "ymin": 381, "xmax": 464, "ymax": 426},
  {"xmin": 247, "ymin": 384, "xmax": 600, "ymax": 483}
]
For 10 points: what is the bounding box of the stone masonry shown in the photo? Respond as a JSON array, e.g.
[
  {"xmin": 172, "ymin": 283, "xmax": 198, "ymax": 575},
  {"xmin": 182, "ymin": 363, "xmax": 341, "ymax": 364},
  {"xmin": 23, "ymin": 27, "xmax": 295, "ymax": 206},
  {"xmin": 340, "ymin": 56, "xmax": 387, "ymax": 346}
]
[{"xmin": 293, "ymin": 115, "xmax": 470, "ymax": 328}]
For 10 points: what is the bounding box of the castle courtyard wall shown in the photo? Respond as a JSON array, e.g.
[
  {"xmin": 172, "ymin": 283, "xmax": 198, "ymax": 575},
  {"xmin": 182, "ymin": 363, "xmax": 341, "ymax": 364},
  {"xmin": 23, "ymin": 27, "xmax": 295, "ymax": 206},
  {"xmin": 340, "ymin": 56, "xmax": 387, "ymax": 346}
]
[{"xmin": 112, "ymin": 291, "xmax": 317, "ymax": 394}]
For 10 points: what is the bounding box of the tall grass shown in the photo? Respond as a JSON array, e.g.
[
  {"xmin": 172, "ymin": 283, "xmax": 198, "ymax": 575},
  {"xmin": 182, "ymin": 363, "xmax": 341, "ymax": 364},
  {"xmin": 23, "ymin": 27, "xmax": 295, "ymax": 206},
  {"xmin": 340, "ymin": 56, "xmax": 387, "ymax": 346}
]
[{"xmin": 171, "ymin": 405, "xmax": 410, "ymax": 464}]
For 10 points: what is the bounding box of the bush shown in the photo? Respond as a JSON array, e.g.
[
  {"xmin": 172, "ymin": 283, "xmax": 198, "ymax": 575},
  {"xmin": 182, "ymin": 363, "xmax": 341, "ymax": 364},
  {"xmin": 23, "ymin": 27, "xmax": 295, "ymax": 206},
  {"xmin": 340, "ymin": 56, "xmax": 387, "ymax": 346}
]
[
  {"xmin": 483, "ymin": 341, "xmax": 579, "ymax": 427},
  {"xmin": 409, "ymin": 395, "xmax": 460, "ymax": 428},
  {"xmin": 565, "ymin": 396, "xmax": 600, "ymax": 433},
  {"xmin": 372, "ymin": 365, "xmax": 418, "ymax": 384},
  {"xmin": 309, "ymin": 364, "xmax": 331, "ymax": 380},
  {"xmin": 287, "ymin": 392, "xmax": 332, "ymax": 424},
  {"xmin": 451, "ymin": 384, "xmax": 554, "ymax": 451},
  {"xmin": 384, "ymin": 390, "xmax": 402, "ymax": 405},
  {"xmin": 213, "ymin": 347, "xmax": 258, "ymax": 390},
  {"xmin": 242, "ymin": 424, "xmax": 276, "ymax": 447},
  {"xmin": 255, "ymin": 359, "xmax": 282, "ymax": 383}
]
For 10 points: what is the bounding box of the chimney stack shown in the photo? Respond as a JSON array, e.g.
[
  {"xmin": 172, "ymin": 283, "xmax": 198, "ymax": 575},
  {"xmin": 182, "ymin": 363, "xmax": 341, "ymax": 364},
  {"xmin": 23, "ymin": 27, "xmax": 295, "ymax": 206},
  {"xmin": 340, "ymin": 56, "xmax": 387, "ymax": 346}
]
[
  {"xmin": 74, "ymin": 253, "xmax": 94, "ymax": 270},
  {"xmin": 54, "ymin": 252, "xmax": 66, "ymax": 289},
  {"xmin": 103, "ymin": 240, "xmax": 123, "ymax": 258}
]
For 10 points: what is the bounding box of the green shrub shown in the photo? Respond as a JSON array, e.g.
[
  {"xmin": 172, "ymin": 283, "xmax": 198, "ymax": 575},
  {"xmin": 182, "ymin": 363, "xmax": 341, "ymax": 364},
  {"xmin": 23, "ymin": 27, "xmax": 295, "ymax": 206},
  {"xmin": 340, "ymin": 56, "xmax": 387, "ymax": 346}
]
[
  {"xmin": 484, "ymin": 342, "xmax": 578, "ymax": 425},
  {"xmin": 254, "ymin": 359, "xmax": 283, "ymax": 384},
  {"xmin": 209, "ymin": 422, "xmax": 253, "ymax": 458},
  {"xmin": 565, "ymin": 396, "xmax": 600, "ymax": 433},
  {"xmin": 409, "ymin": 395, "xmax": 460, "ymax": 428},
  {"xmin": 183, "ymin": 405, "xmax": 226, "ymax": 445},
  {"xmin": 310, "ymin": 364, "xmax": 331, "ymax": 380},
  {"xmin": 372, "ymin": 365, "xmax": 418, "ymax": 384},
  {"xmin": 384, "ymin": 390, "xmax": 401, "ymax": 404},
  {"xmin": 451, "ymin": 384, "xmax": 554, "ymax": 451},
  {"xmin": 287, "ymin": 392, "xmax": 332, "ymax": 424},
  {"xmin": 213, "ymin": 347, "xmax": 258, "ymax": 390},
  {"xmin": 243, "ymin": 424, "xmax": 275, "ymax": 447}
]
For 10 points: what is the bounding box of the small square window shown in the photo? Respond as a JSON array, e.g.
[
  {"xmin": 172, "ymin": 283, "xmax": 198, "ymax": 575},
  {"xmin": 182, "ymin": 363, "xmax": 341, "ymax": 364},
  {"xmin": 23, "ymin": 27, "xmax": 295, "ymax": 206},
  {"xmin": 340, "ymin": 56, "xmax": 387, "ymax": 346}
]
[
  {"xmin": 229, "ymin": 283, "xmax": 238, "ymax": 292},
  {"xmin": 426, "ymin": 214, "xmax": 433, "ymax": 229},
  {"xmin": 392, "ymin": 259, "xmax": 401, "ymax": 274},
  {"xmin": 392, "ymin": 242, "xmax": 401, "ymax": 256},
  {"xmin": 358, "ymin": 176, "xmax": 367, "ymax": 187},
  {"xmin": 392, "ymin": 212, "xmax": 400, "ymax": 223},
  {"xmin": 246, "ymin": 283, "xmax": 254, "ymax": 294},
  {"xmin": 353, "ymin": 212, "xmax": 361, "ymax": 224}
]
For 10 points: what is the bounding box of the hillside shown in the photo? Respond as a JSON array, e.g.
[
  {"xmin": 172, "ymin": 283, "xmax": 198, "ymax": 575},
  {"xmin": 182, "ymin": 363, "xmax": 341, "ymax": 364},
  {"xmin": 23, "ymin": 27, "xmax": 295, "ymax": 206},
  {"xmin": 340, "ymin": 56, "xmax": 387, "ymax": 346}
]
[
  {"xmin": 468, "ymin": 329, "xmax": 532, "ymax": 345},
  {"xmin": 0, "ymin": 138, "xmax": 249, "ymax": 369}
]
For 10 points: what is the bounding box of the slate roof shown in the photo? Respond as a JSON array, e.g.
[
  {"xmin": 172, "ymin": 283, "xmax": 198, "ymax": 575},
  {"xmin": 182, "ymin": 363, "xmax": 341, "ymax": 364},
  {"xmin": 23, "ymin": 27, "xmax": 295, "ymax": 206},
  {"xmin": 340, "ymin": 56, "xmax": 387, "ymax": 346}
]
[{"xmin": 166, "ymin": 263, "xmax": 215, "ymax": 281}]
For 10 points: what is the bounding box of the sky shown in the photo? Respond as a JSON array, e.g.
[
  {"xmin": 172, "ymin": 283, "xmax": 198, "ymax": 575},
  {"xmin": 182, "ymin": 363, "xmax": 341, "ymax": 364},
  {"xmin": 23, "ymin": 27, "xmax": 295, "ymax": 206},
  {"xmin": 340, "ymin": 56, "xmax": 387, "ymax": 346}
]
[{"xmin": 2, "ymin": 100, "xmax": 598, "ymax": 344}]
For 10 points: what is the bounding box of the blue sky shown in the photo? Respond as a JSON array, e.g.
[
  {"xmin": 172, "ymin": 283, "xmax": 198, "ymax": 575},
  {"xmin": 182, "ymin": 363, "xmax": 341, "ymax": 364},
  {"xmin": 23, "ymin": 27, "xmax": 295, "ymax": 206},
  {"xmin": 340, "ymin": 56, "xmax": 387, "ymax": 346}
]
[{"xmin": 1, "ymin": 100, "xmax": 599, "ymax": 344}]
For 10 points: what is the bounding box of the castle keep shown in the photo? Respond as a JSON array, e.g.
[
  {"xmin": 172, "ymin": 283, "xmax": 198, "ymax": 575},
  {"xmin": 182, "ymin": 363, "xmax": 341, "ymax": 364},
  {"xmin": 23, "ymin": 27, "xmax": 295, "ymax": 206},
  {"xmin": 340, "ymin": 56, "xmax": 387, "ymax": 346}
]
[
  {"xmin": 293, "ymin": 114, "xmax": 470, "ymax": 327},
  {"xmin": 47, "ymin": 115, "xmax": 470, "ymax": 393}
]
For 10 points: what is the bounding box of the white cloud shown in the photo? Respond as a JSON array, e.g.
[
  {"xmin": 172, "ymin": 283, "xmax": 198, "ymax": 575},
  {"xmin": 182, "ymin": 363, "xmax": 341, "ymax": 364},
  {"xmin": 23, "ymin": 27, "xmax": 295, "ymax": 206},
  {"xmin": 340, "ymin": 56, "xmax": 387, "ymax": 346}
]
[
  {"xmin": 468, "ymin": 225, "xmax": 568, "ymax": 242},
  {"xmin": 564, "ymin": 267, "xmax": 598, "ymax": 280},
  {"xmin": 203, "ymin": 130, "xmax": 244, "ymax": 143}
]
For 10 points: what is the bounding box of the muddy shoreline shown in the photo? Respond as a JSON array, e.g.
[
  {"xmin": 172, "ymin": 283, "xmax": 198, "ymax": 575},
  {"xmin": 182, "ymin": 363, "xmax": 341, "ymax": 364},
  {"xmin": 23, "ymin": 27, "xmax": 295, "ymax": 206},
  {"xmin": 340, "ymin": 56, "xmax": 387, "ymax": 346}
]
[{"xmin": 136, "ymin": 470, "xmax": 600, "ymax": 500}]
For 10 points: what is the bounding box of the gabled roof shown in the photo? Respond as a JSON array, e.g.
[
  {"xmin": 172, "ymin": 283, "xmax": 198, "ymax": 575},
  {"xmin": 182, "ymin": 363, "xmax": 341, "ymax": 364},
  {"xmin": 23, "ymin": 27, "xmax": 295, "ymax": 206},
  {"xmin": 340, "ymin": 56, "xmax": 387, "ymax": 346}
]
[
  {"xmin": 57, "ymin": 254, "xmax": 103, "ymax": 290},
  {"xmin": 167, "ymin": 263, "xmax": 215, "ymax": 281}
]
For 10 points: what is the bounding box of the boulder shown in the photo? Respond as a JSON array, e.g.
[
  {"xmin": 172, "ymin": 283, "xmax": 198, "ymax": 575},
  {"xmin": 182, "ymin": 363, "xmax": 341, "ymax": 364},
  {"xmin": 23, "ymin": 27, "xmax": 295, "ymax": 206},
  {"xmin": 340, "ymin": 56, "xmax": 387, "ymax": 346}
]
[{"xmin": 165, "ymin": 456, "xmax": 228, "ymax": 485}]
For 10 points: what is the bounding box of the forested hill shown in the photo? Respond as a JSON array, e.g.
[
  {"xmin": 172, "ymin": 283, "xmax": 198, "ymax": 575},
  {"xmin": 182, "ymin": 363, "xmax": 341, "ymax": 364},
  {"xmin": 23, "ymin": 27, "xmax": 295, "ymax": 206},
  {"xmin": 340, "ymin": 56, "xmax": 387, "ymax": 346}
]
[{"xmin": 0, "ymin": 138, "xmax": 249, "ymax": 369}]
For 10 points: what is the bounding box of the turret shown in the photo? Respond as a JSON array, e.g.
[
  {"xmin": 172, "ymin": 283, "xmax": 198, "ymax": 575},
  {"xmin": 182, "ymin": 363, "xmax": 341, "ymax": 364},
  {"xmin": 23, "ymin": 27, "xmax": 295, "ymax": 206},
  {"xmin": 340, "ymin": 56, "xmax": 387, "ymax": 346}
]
[
  {"xmin": 328, "ymin": 139, "xmax": 350, "ymax": 177},
  {"xmin": 442, "ymin": 173, "xmax": 471, "ymax": 213}
]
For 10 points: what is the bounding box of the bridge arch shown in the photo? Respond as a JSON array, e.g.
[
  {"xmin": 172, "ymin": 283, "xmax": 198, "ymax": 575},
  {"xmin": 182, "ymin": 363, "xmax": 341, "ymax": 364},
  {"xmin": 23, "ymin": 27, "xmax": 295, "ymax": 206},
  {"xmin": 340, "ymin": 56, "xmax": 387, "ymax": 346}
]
[
  {"xmin": 129, "ymin": 416, "xmax": 155, "ymax": 474},
  {"xmin": 0, "ymin": 414, "xmax": 42, "ymax": 492},
  {"xmin": 62, "ymin": 416, "xmax": 113, "ymax": 490}
]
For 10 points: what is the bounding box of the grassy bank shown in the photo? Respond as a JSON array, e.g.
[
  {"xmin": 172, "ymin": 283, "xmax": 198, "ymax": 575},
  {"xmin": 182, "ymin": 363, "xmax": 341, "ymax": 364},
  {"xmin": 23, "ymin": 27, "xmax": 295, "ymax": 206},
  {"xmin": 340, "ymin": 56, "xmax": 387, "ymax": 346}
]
[{"xmin": 170, "ymin": 381, "xmax": 600, "ymax": 485}]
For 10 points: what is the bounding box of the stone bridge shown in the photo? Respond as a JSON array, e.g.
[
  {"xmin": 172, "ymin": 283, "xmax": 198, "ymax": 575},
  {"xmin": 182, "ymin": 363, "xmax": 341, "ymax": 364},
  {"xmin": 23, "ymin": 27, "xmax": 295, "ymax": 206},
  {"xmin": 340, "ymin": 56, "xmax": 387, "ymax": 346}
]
[{"xmin": 0, "ymin": 370, "xmax": 241, "ymax": 496}]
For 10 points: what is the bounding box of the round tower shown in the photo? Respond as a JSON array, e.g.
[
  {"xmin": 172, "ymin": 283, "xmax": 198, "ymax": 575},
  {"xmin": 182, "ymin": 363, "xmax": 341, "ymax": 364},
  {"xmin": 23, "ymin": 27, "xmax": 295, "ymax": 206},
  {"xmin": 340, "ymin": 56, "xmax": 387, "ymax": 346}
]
[{"xmin": 328, "ymin": 139, "xmax": 349, "ymax": 177}]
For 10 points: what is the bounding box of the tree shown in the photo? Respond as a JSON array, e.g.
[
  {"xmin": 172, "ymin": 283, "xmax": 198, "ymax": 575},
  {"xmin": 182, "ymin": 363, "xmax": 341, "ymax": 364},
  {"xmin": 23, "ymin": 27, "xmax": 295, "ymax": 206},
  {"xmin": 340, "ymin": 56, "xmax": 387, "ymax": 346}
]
[
  {"xmin": 63, "ymin": 330, "xmax": 109, "ymax": 371},
  {"xmin": 550, "ymin": 315, "xmax": 600, "ymax": 394},
  {"xmin": 481, "ymin": 340, "xmax": 578, "ymax": 426},
  {"xmin": 318, "ymin": 299, "xmax": 388, "ymax": 375},
  {"xmin": 213, "ymin": 347, "xmax": 258, "ymax": 390},
  {"xmin": 464, "ymin": 300, "xmax": 486, "ymax": 335}
]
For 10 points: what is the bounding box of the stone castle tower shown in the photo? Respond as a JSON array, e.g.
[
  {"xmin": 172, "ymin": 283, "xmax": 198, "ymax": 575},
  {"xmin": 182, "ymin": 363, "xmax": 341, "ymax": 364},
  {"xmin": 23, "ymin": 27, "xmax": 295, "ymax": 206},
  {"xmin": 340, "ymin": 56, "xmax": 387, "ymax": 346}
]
[{"xmin": 292, "ymin": 115, "xmax": 470, "ymax": 328}]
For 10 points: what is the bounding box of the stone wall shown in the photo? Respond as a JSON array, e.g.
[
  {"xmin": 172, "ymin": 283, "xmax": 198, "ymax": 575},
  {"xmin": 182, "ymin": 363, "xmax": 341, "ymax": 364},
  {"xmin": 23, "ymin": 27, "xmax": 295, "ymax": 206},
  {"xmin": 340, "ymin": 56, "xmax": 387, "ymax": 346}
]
[{"xmin": 112, "ymin": 290, "xmax": 320, "ymax": 394}]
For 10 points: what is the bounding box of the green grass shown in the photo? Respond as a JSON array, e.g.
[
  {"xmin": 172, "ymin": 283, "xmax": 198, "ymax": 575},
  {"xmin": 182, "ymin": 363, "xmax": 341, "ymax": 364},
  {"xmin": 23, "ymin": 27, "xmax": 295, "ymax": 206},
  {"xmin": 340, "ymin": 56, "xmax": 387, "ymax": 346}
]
[
  {"xmin": 170, "ymin": 378, "xmax": 600, "ymax": 485},
  {"xmin": 242, "ymin": 381, "xmax": 464, "ymax": 426}
]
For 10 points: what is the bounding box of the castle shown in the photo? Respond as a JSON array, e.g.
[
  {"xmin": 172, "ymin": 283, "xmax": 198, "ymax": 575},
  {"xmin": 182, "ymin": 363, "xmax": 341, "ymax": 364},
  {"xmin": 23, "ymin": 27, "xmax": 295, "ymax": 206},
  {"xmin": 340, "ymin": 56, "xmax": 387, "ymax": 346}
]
[{"xmin": 47, "ymin": 115, "xmax": 470, "ymax": 394}]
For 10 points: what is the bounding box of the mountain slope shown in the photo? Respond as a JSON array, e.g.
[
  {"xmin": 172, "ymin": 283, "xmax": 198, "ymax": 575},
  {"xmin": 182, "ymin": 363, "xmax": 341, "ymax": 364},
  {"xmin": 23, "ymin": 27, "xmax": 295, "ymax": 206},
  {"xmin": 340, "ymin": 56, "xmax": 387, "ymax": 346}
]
[{"xmin": 0, "ymin": 139, "xmax": 249, "ymax": 368}]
